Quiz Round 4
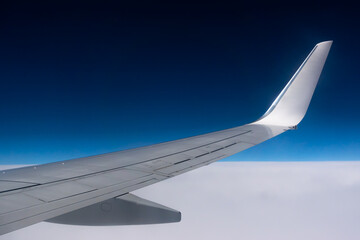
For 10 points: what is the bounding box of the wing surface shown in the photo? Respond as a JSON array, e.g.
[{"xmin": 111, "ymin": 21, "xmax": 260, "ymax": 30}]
[{"xmin": 0, "ymin": 41, "xmax": 332, "ymax": 235}]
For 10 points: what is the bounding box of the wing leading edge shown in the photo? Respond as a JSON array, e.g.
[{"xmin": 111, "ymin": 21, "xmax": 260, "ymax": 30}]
[{"xmin": 0, "ymin": 41, "xmax": 332, "ymax": 235}]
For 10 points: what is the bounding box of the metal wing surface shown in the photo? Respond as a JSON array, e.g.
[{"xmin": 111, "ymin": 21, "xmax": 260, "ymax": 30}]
[{"xmin": 0, "ymin": 41, "xmax": 332, "ymax": 235}]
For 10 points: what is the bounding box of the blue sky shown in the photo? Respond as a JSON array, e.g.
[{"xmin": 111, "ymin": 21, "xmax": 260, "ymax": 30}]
[{"xmin": 0, "ymin": 2, "xmax": 359, "ymax": 164}]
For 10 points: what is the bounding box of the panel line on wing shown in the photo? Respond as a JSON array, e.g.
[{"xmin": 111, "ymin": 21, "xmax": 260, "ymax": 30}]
[
  {"xmin": 0, "ymin": 130, "xmax": 252, "ymax": 195},
  {"xmin": 0, "ymin": 177, "xmax": 159, "ymax": 229}
]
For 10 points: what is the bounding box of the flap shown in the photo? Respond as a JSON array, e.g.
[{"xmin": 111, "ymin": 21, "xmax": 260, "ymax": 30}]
[{"xmin": 45, "ymin": 193, "xmax": 181, "ymax": 226}]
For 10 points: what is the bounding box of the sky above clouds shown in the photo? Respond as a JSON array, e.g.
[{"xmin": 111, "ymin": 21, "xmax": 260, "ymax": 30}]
[
  {"xmin": 1, "ymin": 162, "xmax": 360, "ymax": 240},
  {"xmin": 0, "ymin": 2, "xmax": 359, "ymax": 164}
]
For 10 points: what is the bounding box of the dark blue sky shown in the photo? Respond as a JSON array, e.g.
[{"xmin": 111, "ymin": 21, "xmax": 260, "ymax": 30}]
[{"xmin": 0, "ymin": 2, "xmax": 359, "ymax": 164}]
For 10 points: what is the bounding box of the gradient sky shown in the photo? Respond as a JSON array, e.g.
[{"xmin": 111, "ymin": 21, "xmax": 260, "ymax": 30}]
[{"xmin": 0, "ymin": 2, "xmax": 359, "ymax": 164}]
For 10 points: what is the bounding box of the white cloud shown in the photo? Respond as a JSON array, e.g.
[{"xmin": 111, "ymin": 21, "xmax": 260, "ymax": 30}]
[{"xmin": 1, "ymin": 162, "xmax": 360, "ymax": 240}]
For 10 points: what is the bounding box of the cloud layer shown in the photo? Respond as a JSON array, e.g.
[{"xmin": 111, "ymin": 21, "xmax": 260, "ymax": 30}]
[{"xmin": 1, "ymin": 162, "xmax": 360, "ymax": 240}]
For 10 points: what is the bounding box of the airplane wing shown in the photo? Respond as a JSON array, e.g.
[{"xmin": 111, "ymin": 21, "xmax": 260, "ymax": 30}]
[{"xmin": 0, "ymin": 41, "xmax": 332, "ymax": 236}]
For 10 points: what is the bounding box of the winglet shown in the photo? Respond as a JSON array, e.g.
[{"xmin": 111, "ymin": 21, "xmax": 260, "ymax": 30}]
[{"xmin": 254, "ymin": 41, "xmax": 332, "ymax": 127}]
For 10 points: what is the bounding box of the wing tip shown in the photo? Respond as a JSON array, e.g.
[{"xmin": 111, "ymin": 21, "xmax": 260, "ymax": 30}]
[{"xmin": 316, "ymin": 40, "xmax": 333, "ymax": 46}]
